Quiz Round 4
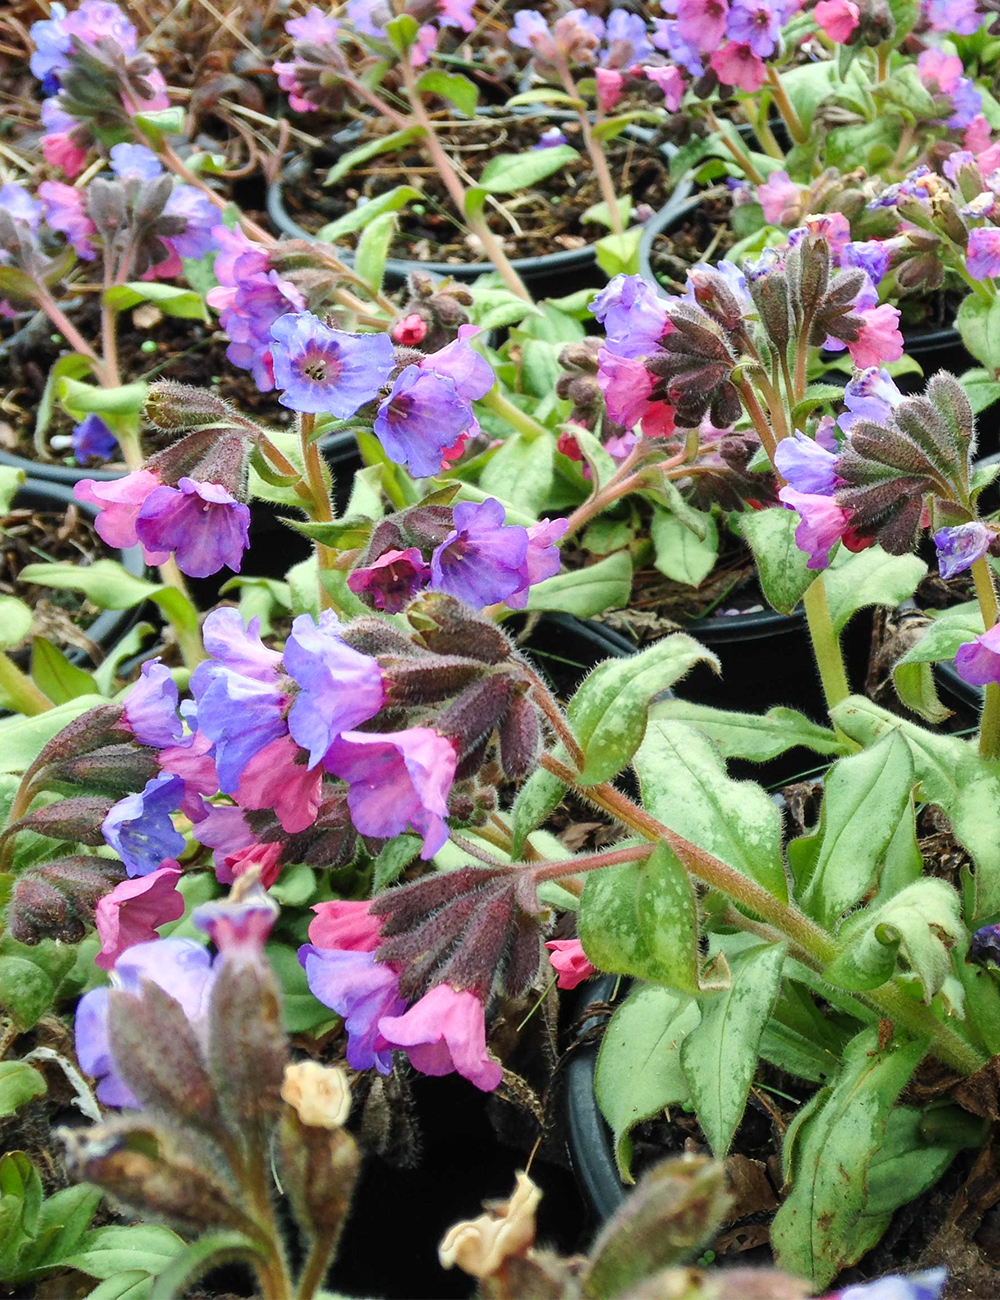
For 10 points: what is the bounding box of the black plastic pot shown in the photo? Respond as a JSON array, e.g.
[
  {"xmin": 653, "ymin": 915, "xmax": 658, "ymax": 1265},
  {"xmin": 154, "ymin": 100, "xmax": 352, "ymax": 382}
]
[
  {"xmin": 566, "ymin": 973, "xmax": 627, "ymax": 1221},
  {"xmin": 268, "ymin": 122, "xmax": 694, "ymax": 299},
  {"xmin": 11, "ymin": 478, "xmax": 146, "ymax": 665}
]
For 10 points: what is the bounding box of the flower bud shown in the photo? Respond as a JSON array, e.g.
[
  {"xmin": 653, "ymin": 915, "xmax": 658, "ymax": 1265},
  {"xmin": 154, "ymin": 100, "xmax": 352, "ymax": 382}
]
[
  {"xmin": 145, "ymin": 381, "xmax": 248, "ymax": 434},
  {"xmin": 382, "ymin": 654, "xmax": 487, "ymax": 707},
  {"xmin": 281, "ymin": 1061, "xmax": 351, "ymax": 1129},
  {"xmin": 45, "ymin": 743, "xmax": 159, "ymax": 796},
  {"xmin": 1, "ymin": 795, "xmax": 115, "ymax": 847},
  {"xmin": 498, "ymin": 691, "xmax": 542, "ymax": 781},
  {"xmin": 144, "ymin": 427, "xmax": 252, "ymax": 500},
  {"xmin": 278, "ymin": 1106, "xmax": 361, "ymax": 1238},
  {"xmin": 409, "ymin": 593, "xmax": 514, "ymax": 664},
  {"xmin": 29, "ymin": 703, "xmax": 126, "ymax": 778},
  {"xmin": 7, "ymin": 856, "xmax": 125, "ymax": 945},
  {"xmin": 436, "ymin": 674, "xmax": 516, "ymax": 762}
]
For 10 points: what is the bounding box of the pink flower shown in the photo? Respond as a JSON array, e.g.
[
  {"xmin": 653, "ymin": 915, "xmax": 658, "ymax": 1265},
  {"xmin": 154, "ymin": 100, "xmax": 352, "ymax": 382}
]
[
  {"xmin": 42, "ymin": 132, "xmax": 89, "ymax": 178},
  {"xmin": 75, "ymin": 470, "xmax": 162, "ymax": 552},
  {"xmin": 916, "ymin": 48, "xmax": 963, "ymax": 95},
  {"xmin": 847, "ymin": 304, "xmax": 904, "ymax": 368},
  {"xmin": 38, "ymin": 180, "xmax": 97, "ymax": 257},
  {"xmin": 778, "ymin": 485, "xmax": 850, "ymax": 569},
  {"xmin": 596, "ymin": 67, "xmax": 625, "ymax": 111},
  {"xmin": 506, "ymin": 517, "xmax": 569, "ymax": 609},
  {"xmin": 392, "ymin": 313, "xmax": 429, "ymax": 345},
  {"xmin": 955, "ymin": 624, "xmax": 1000, "ymax": 687},
  {"xmin": 324, "ymin": 726, "xmax": 457, "ymax": 859},
  {"xmin": 967, "ymin": 227, "xmax": 1000, "ymax": 280},
  {"xmin": 757, "ymin": 169, "xmax": 801, "ymax": 225},
  {"xmin": 235, "ymin": 733, "xmax": 324, "ymax": 834},
  {"xmin": 94, "ymin": 865, "xmax": 185, "ymax": 971},
  {"xmin": 379, "ymin": 985, "xmax": 503, "ymax": 1091},
  {"xmin": 709, "ymin": 41, "xmax": 766, "ymax": 92},
  {"xmin": 677, "ymin": 0, "xmax": 730, "ymax": 51},
  {"xmin": 222, "ymin": 841, "xmax": 284, "ymax": 888},
  {"xmin": 814, "ymin": 0, "xmax": 859, "ymax": 42},
  {"xmin": 545, "ymin": 939, "xmax": 597, "ymax": 989},
  {"xmin": 158, "ymin": 731, "xmax": 218, "ymax": 820},
  {"xmin": 644, "ymin": 64, "xmax": 686, "ymax": 111},
  {"xmin": 309, "ymin": 899, "xmax": 383, "ymax": 952},
  {"xmin": 597, "ymin": 350, "xmax": 675, "ymax": 438},
  {"xmin": 965, "ymin": 114, "xmax": 993, "ymax": 153}
]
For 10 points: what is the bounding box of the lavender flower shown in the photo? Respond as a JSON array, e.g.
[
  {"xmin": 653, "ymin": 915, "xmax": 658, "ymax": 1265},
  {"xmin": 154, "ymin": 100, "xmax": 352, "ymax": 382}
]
[
  {"xmin": 725, "ymin": 0, "xmax": 781, "ymax": 57},
  {"xmin": 71, "ymin": 414, "xmax": 117, "ymax": 464},
  {"xmin": 134, "ymin": 478, "xmax": 250, "ymax": 578},
  {"xmin": 838, "ymin": 367, "xmax": 904, "ymax": 433},
  {"xmin": 825, "ymin": 1268, "xmax": 947, "ymax": 1300},
  {"xmin": 429, "ymin": 499, "xmax": 530, "ymax": 608},
  {"xmin": 109, "ymin": 142, "xmax": 163, "ymax": 181},
  {"xmin": 300, "ymin": 946, "xmax": 405, "ymax": 1073},
  {"xmin": 347, "ymin": 548, "xmax": 431, "ymax": 613},
  {"xmin": 121, "ymin": 659, "xmax": 184, "ymax": 748},
  {"xmin": 162, "ymin": 186, "xmax": 219, "ymax": 259},
  {"xmin": 283, "ymin": 610, "xmax": 386, "ymax": 768},
  {"xmin": 601, "ymin": 9, "xmax": 654, "ymax": 64},
  {"xmin": 592, "ymin": 274, "xmax": 671, "ymax": 359},
  {"xmin": 967, "ymin": 228, "xmax": 1000, "ymax": 281},
  {"xmin": 506, "ymin": 518, "xmax": 569, "ymax": 608},
  {"xmin": 374, "ymin": 367, "xmax": 475, "ymax": 477},
  {"xmin": 102, "ymin": 773, "xmax": 186, "ymax": 877},
  {"xmin": 270, "ymin": 312, "xmax": 395, "ymax": 415},
  {"xmin": 955, "ymin": 625, "xmax": 1000, "ymax": 687},
  {"xmin": 933, "ymin": 523, "xmax": 992, "ymax": 579},
  {"xmin": 0, "ymin": 184, "xmax": 42, "ymax": 230},
  {"xmin": 31, "ymin": 0, "xmax": 139, "ymax": 82},
  {"xmin": 420, "ymin": 326, "xmax": 494, "ymax": 398},
  {"xmin": 774, "ymin": 431, "xmax": 840, "ymax": 496},
  {"xmin": 534, "ymin": 127, "xmax": 569, "ymax": 148}
]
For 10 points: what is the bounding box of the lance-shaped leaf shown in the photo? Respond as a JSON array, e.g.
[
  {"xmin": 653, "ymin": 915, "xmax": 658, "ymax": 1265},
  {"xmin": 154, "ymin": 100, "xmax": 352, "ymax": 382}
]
[
  {"xmin": 649, "ymin": 699, "xmax": 848, "ymax": 762},
  {"xmin": 822, "ymin": 545, "xmax": 927, "ymax": 635},
  {"xmin": 950, "ymin": 754, "xmax": 1000, "ymax": 922}
]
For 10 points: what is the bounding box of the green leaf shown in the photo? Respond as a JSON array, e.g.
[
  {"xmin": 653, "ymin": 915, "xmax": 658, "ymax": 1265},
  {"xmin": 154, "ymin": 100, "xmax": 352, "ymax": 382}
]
[
  {"xmin": 800, "ymin": 732, "xmax": 915, "ymax": 926},
  {"xmin": 0, "ymin": 467, "xmax": 25, "ymax": 513},
  {"xmin": 17, "ymin": 560, "xmax": 155, "ymax": 611},
  {"xmin": 58, "ymin": 378, "xmax": 148, "ymax": 422},
  {"xmin": 467, "ymin": 284, "xmax": 540, "ymax": 331},
  {"xmin": 579, "ymin": 844, "xmax": 714, "ymax": 994},
  {"xmin": 132, "ymin": 106, "xmax": 185, "ymax": 146},
  {"xmin": 102, "ymin": 283, "xmax": 207, "ymax": 321},
  {"xmin": 280, "ymin": 515, "xmax": 374, "ymax": 550},
  {"xmin": 822, "ymin": 545, "xmax": 927, "ymax": 634},
  {"xmin": 649, "ymin": 699, "xmax": 850, "ymax": 763},
  {"xmin": 681, "ymin": 943, "xmax": 786, "ymax": 1156},
  {"xmin": 0, "ymin": 696, "xmax": 107, "ymax": 775},
  {"xmin": 0, "ymin": 1062, "xmax": 46, "ymax": 1118},
  {"xmin": 354, "ymin": 212, "xmax": 397, "ymax": 295},
  {"xmin": 891, "ymin": 659, "xmax": 951, "ymax": 726},
  {"xmin": 594, "ymin": 227, "xmax": 644, "ymax": 278},
  {"xmin": 19, "ymin": 1184, "xmax": 101, "ymax": 1276},
  {"xmin": 265, "ymin": 943, "xmax": 336, "ymax": 1034},
  {"xmin": 479, "ymin": 432, "xmax": 554, "ymax": 516},
  {"xmin": 476, "ymin": 146, "xmax": 579, "ymax": 195},
  {"xmin": 865, "ymin": 1105, "xmax": 984, "ymax": 1220},
  {"xmin": 385, "ymin": 12, "xmax": 419, "ymax": 52},
  {"xmin": 510, "ymin": 761, "xmax": 568, "ymax": 857},
  {"xmin": 594, "ymin": 984, "xmax": 700, "ymax": 1180},
  {"xmin": 581, "ymin": 196, "xmax": 633, "ymax": 231},
  {"xmin": 956, "ymin": 290, "xmax": 1000, "ymax": 372},
  {"xmin": 62, "ymin": 1224, "xmax": 185, "ymax": 1280},
  {"xmin": 825, "ymin": 879, "xmax": 963, "ymax": 1001},
  {"xmin": 634, "ymin": 720, "xmax": 789, "ymax": 901},
  {"xmin": 525, "ymin": 550, "xmax": 633, "ymax": 618},
  {"xmin": 505, "ymin": 89, "xmax": 584, "ymax": 108},
  {"xmin": 771, "ymin": 1028, "xmax": 928, "ymax": 1288},
  {"xmin": 740, "ymin": 507, "xmax": 814, "ymax": 615},
  {"xmin": 569, "ymin": 635, "xmax": 720, "ymax": 785},
  {"xmin": 0, "ymin": 598, "xmax": 32, "ymax": 650},
  {"xmin": 35, "ymin": 353, "xmax": 94, "ymax": 454},
  {"xmin": 315, "ymin": 185, "xmax": 421, "ymax": 241},
  {"xmin": 650, "ymin": 507, "xmax": 719, "ymax": 587},
  {"xmin": 0, "ymin": 956, "xmax": 55, "ymax": 1030},
  {"xmin": 82, "ymin": 1271, "xmax": 154, "ymax": 1300},
  {"xmin": 324, "ymin": 126, "xmax": 424, "ymax": 186},
  {"xmin": 958, "ymin": 367, "xmax": 1000, "ymax": 416},
  {"xmin": 591, "ymin": 111, "xmax": 662, "ymax": 141},
  {"xmin": 951, "ymin": 755, "xmax": 1000, "ymax": 921},
  {"xmin": 373, "ymin": 834, "xmax": 422, "ymax": 891},
  {"xmin": 147, "ymin": 1232, "xmax": 260, "ymax": 1300},
  {"xmin": 268, "ymin": 863, "xmax": 316, "ymax": 907},
  {"xmin": 895, "ymin": 601, "xmax": 983, "ymax": 669},
  {"xmin": 415, "ymin": 69, "xmax": 478, "ymax": 115},
  {"xmin": 30, "ymin": 639, "xmax": 97, "ymax": 704}
]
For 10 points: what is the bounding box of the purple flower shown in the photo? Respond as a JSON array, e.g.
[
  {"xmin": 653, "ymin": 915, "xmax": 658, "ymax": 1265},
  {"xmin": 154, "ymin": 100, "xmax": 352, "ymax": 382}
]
[
  {"xmin": 135, "ymin": 478, "xmax": 250, "ymax": 578},
  {"xmin": 778, "ymin": 485, "xmax": 851, "ymax": 570},
  {"xmin": 71, "ymin": 413, "xmax": 117, "ymax": 464},
  {"xmin": 841, "ymin": 240, "xmax": 889, "ymax": 285},
  {"xmin": 949, "ymin": 78, "xmax": 983, "ymax": 131},
  {"xmin": 725, "ymin": 0, "xmax": 780, "ymax": 57},
  {"xmin": 826, "ymin": 1268, "xmax": 947, "ymax": 1300},
  {"xmin": 971, "ymin": 923, "xmax": 1000, "ymax": 966},
  {"xmin": 429, "ymin": 498, "xmax": 530, "ymax": 608},
  {"xmin": 287, "ymin": 5, "xmax": 341, "ymax": 42},
  {"xmin": 38, "ymin": 180, "xmax": 97, "ymax": 259},
  {"xmin": 374, "ymin": 366, "xmax": 475, "ymax": 477},
  {"xmin": 270, "ymin": 312, "xmax": 395, "ymax": 415},
  {"xmin": 324, "ymin": 726, "xmax": 457, "ymax": 858},
  {"xmin": 163, "ymin": 186, "xmax": 218, "ymax": 259},
  {"xmin": 283, "ymin": 610, "xmax": 386, "ymax": 768},
  {"xmin": 31, "ymin": 0, "xmax": 139, "ymax": 81},
  {"xmin": 189, "ymin": 608, "xmax": 288, "ymax": 793},
  {"xmin": 955, "ymin": 625, "xmax": 1000, "ymax": 687},
  {"xmin": 924, "ymin": 0, "xmax": 980, "ymax": 31},
  {"xmin": 510, "ymin": 9, "xmax": 557, "ymax": 56},
  {"xmin": 347, "ymin": 548, "xmax": 431, "ymax": 613},
  {"xmin": 347, "ymin": 0, "xmax": 392, "ymax": 37},
  {"xmin": 299, "ymin": 946, "xmax": 405, "ymax": 1073},
  {"xmin": 967, "ymin": 228, "xmax": 1000, "ymax": 281},
  {"xmin": 102, "ymin": 773, "xmax": 186, "ymax": 877},
  {"xmin": 774, "ymin": 431, "xmax": 840, "ymax": 496},
  {"xmin": 506, "ymin": 518, "xmax": 569, "ymax": 608},
  {"xmin": 601, "ymin": 9, "xmax": 653, "ymax": 65},
  {"xmin": 651, "ymin": 17, "xmax": 705, "ymax": 75},
  {"xmin": 75, "ymin": 938, "xmax": 217, "ymax": 1107},
  {"xmin": 379, "ymin": 984, "xmax": 502, "ymax": 1091},
  {"xmin": 933, "ymin": 523, "xmax": 992, "ymax": 579},
  {"xmin": 592, "ymin": 274, "xmax": 671, "ymax": 359},
  {"xmin": 0, "ymin": 184, "xmax": 42, "ymax": 230},
  {"xmin": 534, "ymin": 127, "xmax": 569, "ymax": 149},
  {"xmin": 109, "ymin": 142, "xmax": 163, "ymax": 181},
  {"xmin": 121, "ymin": 659, "xmax": 183, "ymax": 748},
  {"xmin": 838, "ymin": 366, "xmax": 903, "ymax": 433},
  {"xmin": 419, "ymin": 325, "xmax": 494, "ymax": 399}
]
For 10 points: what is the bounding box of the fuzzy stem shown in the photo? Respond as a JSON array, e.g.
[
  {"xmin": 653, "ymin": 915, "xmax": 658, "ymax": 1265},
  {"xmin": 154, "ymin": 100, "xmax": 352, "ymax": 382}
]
[
  {"xmin": 876, "ymin": 43, "xmax": 890, "ymax": 82},
  {"xmin": 971, "ymin": 555, "xmax": 1000, "ymax": 760},
  {"xmin": 34, "ymin": 290, "xmax": 106, "ymax": 380},
  {"xmin": 477, "ymin": 387, "xmax": 549, "ymax": 441},
  {"xmin": 705, "ymin": 109, "xmax": 766, "ymax": 185},
  {"xmin": 296, "ymin": 1237, "xmax": 338, "ymax": 1300},
  {"xmin": 0, "ymin": 652, "xmax": 53, "ymax": 716},
  {"xmin": 560, "ymin": 445, "xmax": 691, "ymax": 542},
  {"xmin": 740, "ymin": 101, "xmax": 785, "ymax": 161},
  {"xmin": 802, "ymin": 576, "xmax": 851, "ymax": 712},
  {"xmin": 531, "ymin": 843, "xmax": 654, "ymax": 883},
  {"xmin": 765, "ymin": 67, "xmax": 807, "ymax": 147},
  {"xmin": 736, "ymin": 379, "xmax": 778, "ymax": 460},
  {"xmin": 101, "ymin": 248, "xmax": 122, "ymax": 389},
  {"xmin": 299, "ymin": 413, "xmax": 337, "ymax": 612},
  {"xmin": 554, "ymin": 57, "xmax": 623, "ymax": 237}
]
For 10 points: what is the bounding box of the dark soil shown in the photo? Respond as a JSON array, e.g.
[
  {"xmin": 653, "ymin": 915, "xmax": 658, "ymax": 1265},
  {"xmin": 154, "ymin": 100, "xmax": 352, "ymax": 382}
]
[{"xmin": 281, "ymin": 116, "xmax": 673, "ymax": 263}]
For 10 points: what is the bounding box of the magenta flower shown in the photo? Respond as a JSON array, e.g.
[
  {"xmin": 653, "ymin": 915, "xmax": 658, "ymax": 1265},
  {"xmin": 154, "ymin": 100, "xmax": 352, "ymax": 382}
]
[
  {"xmin": 934, "ymin": 523, "xmax": 992, "ymax": 580},
  {"xmin": 709, "ymin": 40, "xmax": 766, "ymax": 91},
  {"xmin": 675, "ymin": 0, "xmax": 729, "ymax": 51},
  {"xmin": 190, "ymin": 802, "xmax": 257, "ymax": 877},
  {"xmin": 283, "ymin": 610, "xmax": 386, "ymax": 767},
  {"xmin": 757, "ymin": 170, "xmax": 801, "ymax": 226},
  {"xmin": 644, "ymin": 65, "xmax": 686, "ymax": 110},
  {"xmin": 956, "ymin": 625, "xmax": 1000, "ymax": 686},
  {"xmin": 324, "ymin": 726, "xmax": 457, "ymax": 858},
  {"xmin": 75, "ymin": 938, "xmax": 217, "ymax": 1107},
  {"xmin": 379, "ymin": 984, "xmax": 503, "ymax": 1092},
  {"xmin": 347, "ymin": 547, "xmax": 431, "ymax": 613},
  {"xmin": 270, "ymin": 312, "xmax": 395, "ymax": 415},
  {"xmin": 592, "ymin": 274, "xmax": 671, "ymax": 359},
  {"xmin": 774, "ymin": 431, "xmax": 840, "ymax": 496},
  {"xmin": 374, "ymin": 366, "xmax": 476, "ymax": 477},
  {"xmin": 967, "ymin": 228, "xmax": 1000, "ymax": 281},
  {"xmin": 506, "ymin": 518, "xmax": 569, "ymax": 609},
  {"xmin": 94, "ymin": 864, "xmax": 185, "ymax": 971},
  {"xmin": 965, "ymin": 114, "xmax": 993, "ymax": 153},
  {"xmin": 778, "ymin": 485, "xmax": 851, "ymax": 570},
  {"xmin": 235, "ymin": 733, "xmax": 323, "ymax": 835},
  {"xmin": 429, "ymin": 498, "xmax": 529, "ymax": 609},
  {"xmin": 845, "ymin": 304, "xmax": 904, "ymax": 369},
  {"xmin": 71, "ymin": 414, "xmax": 117, "ymax": 465},
  {"xmin": 158, "ymin": 730, "xmax": 218, "ymax": 819},
  {"xmin": 300, "ymin": 945, "xmax": 405, "ymax": 1073},
  {"xmin": 596, "ymin": 68, "xmax": 625, "ymax": 111},
  {"xmin": 419, "ymin": 324, "xmax": 494, "ymax": 399},
  {"xmin": 597, "ymin": 349, "xmax": 676, "ymax": 438},
  {"xmin": 814, "ymin": 0, "xmax": 859, "ymax": 40},
  {"xmin": 121, "ymin": 659, "xmax": 183, "ymax": 748},
  {"xmin": 102, "ymin": 773, "xmax": 186, "ymax": 877},
  {"xmin": 134, "ymin": 478, "xmax": 250, "ymax": 578},
  {"xmin": 309, "ymin": 899, "xmax": 383, "ymax": 952},
  {"xmin": 545, "ymin": 939, "xmax": 597, "ymax": 990},
  {"xmin": 38, "ymin": 180, "xmax": 97, "ymax": 258},
  {"xmin": 76, "ymin": 469, "xmax": 161, "ymax": 551}
]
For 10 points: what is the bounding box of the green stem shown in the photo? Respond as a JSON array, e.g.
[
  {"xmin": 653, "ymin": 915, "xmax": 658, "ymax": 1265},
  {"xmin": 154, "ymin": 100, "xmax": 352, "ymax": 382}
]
[
  {"xmin": 554, "ymin": 56, "xmax": 624, "ymax": 238},
  {"xmin": 296, "ymin": 1237, "xmax": 337, "ymax": 1300},
  {"xmin": 765, "ymin": 67, "xmax": 807, "ymax": 147},
  {"xmin": 741, "ymin": 101, "xmax": 785, "ymax": 161},
  {"xmin": 299, "ymin": 414, "xmax": 337, "ymax": 612},
  {"xmin": 705, "ymin": 109, "xmax": 766, "ymax": 185},
  {"xmin": 0, "ymin": 652, "xmax": 53, "ymax": 716},
  {"xmin": 971, "ymin": 556, "xmax": 1000, "ymax": 760},
  {"xmin": 477, "ymin": 387, "xmax": 550, "ymax": 441},
  {"xmin": 802, "ymin": 576, "xmax": 851, "ymax": 713}
]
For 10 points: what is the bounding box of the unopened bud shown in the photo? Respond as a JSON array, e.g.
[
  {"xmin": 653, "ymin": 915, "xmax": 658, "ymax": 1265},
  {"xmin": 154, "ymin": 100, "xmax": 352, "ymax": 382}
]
[
  {"xmin": 46, "ymin": 743, "xmax": 159, "ymax": 795},
  {"xmin": 278, "ymin": 1106, "xmax": 361, "ymax": 1238},
  {"xmin": 409, "ymin": 593, "xmax": 514, "ymax": 664},
  {"xmin": 7, "ymin": 855, "xmax": 125, "ymax": 945},
  {"xmin": 30, "ymin": 703, "xmax": 126, "ymax": 778},
  {"xmin": 436, "ymin": 674, "xmax": 515, "ymax": 761},
  {"xmin": 1, "ymin": 795, "xmax": 115, "ymax": 847},
  {"xmin": 498, "ymin": 691, "xmax": 541, "ymax": 781},
  {"xmin": 145, "ymin": 381, "xmax": 244, "ymax": 433},
  {"xmin": 383, "ymin": 654, "xmax": 486, "ymax": 706}
]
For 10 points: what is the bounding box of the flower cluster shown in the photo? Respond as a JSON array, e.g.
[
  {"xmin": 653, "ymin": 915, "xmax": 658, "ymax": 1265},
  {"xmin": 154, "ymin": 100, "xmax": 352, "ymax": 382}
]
[{"xmin": 652, "ymin": 0, "xmax": 803, "ymax": 93}]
